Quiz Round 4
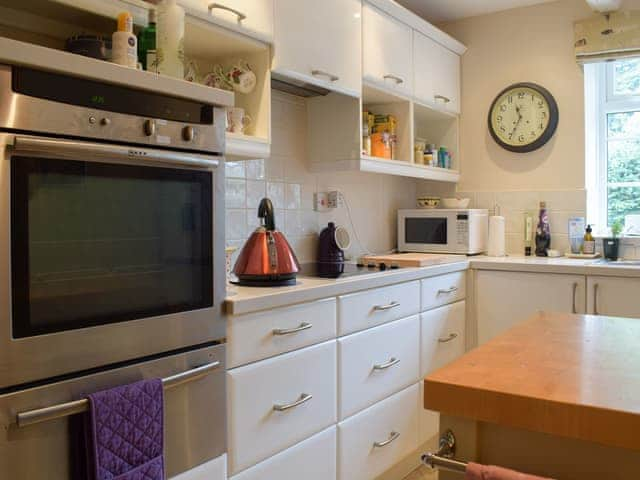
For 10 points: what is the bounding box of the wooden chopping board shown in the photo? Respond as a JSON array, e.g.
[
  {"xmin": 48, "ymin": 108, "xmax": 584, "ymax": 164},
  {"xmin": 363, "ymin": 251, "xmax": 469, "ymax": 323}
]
[{"xmin": 360, "ymin": 253, "xmax": 465, "ymax": 267}]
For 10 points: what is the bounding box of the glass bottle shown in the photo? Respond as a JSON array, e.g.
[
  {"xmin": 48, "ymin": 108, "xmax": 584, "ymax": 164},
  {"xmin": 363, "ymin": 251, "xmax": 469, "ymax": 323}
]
[
  {"xmin": 138, "ymin": 8, "xmax": 157, "ymax": 71},
  {"xmin": 535, "ymin": 201, "xmax": 551, "ymax": 257}
]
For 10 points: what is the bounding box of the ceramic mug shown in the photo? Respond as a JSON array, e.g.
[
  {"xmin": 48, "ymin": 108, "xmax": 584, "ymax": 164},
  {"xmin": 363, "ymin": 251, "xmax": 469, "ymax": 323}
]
[
  {"xmin": 229, "ymin": 61, "xmax": 257, "ymax": 94},
  {"xmin": 226, "ymin": 107, "xmax": 252, "ymax": 135}
]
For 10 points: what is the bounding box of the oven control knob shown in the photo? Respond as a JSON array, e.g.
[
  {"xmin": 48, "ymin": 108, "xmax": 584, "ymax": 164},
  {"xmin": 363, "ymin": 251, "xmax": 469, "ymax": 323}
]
[
  {"xmin": 143, "ymin": 119, "xmax": 156, "ymax": 137},
  {"xmin": 100, "ymin": 118, "xmax": 111, "ymax": 126},
  {"xmin": 182, "ymin": 126, "xmax": 196, "ymax": 142}
]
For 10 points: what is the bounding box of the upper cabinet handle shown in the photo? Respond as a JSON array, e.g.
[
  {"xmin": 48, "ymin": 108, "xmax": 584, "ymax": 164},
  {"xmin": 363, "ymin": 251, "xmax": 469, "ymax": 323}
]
[
  {"xmin": 438, "ymin": 333, "xmax": 458, "ymax": 343},
  {"xmin": 594, "ymin": 283, "xmax": 600, "ymax": 315},
  {"xmin": 373, "ymin": 301, "xmax": 400, "ymax": 312},
  {"xmin": 373, "ymin": 431, "xmax": 400, "ymax": 448},
  {"xmin": 311, "ymin": 69, "xmax": 339, "ymax": 82},
  {"xmin": 572, "ymin": 282, "xmax": 578, "ymax": 314},
  {"xmin": 437, "ymin": 286, "xmax": 458, "ymax": 296},
  {"xmin": 435, "ymin": 94, "xmax": 451, "ymax": 103},
  {"xmin": 273, "ymin": 393, "xmax": 313, "ymax": 412},
  {"xmin": 373, "ymin": 357, "xmax": 400, "ymax": 371},
  {"xmin": 273, "ymin": 322, "xmax": 312, "ymax": 336},
  {"xmin": 208, "ymin": 3, "xmax": 247, "ymax": 22},
  {"xmin": 383, "ymin": 74, "xmax": 404, "ymax": 84}
]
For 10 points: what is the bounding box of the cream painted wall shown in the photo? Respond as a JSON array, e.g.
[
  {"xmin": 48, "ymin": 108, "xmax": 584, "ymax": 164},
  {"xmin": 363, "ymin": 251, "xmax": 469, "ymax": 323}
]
[{"xmin": 441, "ymin": 0, "xmax": 594, "ymax": 192}]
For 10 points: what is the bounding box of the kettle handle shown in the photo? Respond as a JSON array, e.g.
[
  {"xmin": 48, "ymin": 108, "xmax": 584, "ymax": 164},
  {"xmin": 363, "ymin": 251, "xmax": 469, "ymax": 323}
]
[{"xmin": 258, "ymin": 198, "xmax": 276, "ymax": 231}]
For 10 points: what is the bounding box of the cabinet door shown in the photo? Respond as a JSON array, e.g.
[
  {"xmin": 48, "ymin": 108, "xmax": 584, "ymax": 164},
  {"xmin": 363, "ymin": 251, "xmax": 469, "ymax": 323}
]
[
  {"xmin": 476, "ymin": 271, "xmax": 586, "ymax": 344},
  {"xmin": 587, "ymin": 276, "xmax": 640, "ymax": 318},
  {"xmin": 273, "ymin": 0, "xmax": 362, "ymax": 97},
  {"xmin": 363, "ymin": 2, "xmax": 413, "ymax": 96},
  {"xmin": 413, "ymin": 30, "xmax": 461, "ymax": 114},
  {"xmin": 180, "ymin": 0, "xmax": 274, "ymax": 41},
  {"xmin": 170, "ymin": 455, "xmax": 226, "ymax": 480}
]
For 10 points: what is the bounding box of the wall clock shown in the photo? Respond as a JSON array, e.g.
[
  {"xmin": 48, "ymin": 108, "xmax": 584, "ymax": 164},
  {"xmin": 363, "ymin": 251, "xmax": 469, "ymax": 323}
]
[{"xmin": 488, "ymin": 82, "xmax": 559, "ymax": 153}]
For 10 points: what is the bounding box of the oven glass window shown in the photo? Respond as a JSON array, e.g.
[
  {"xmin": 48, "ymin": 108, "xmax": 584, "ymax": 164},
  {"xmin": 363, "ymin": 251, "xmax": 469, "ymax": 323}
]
[
  {"xmin": 405, "ymin": 218, "xmax": 448, "ymax": 244},
  {"xmin": 11, "ymin": 157, "xmax": 213, "ymax": 338}
]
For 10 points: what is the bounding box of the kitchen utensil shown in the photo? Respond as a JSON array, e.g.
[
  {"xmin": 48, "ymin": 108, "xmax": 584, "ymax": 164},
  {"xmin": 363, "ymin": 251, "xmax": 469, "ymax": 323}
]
[
  {"xmin": 318, "ymin": 222, "xmax": 351, "ymax": 267},
  {"xmin": 226, "ymin": 107, "xmax": 252, "ymax": 134},
  {"xmin": 441, "ymin": 197, "xmax": 471, "ymax": 209},
  {"xmin": 417, "ymin": 196, "xmax": 441, "ymax": 209},
  {"xmin": 360, "ymin": 253, "xmax": 463, "ymax": 268},
  {"xmin": 233, "ymin": 198, "xmax": 300, "ymax": 286}
]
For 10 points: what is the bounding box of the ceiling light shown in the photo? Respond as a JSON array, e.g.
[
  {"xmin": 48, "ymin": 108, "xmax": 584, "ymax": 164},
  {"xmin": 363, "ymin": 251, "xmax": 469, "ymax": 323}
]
[{"xmin": 585, "ymin": 0, "xmax": 623, "ymax": 13}]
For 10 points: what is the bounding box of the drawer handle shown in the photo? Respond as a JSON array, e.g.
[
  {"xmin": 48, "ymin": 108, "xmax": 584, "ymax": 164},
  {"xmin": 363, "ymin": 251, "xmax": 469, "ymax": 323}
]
[
  {"xmin": 208, "ymin": 3, "xmax": 247, "ymax": 22},
  {"xmin": 435, "ymin": 94, "xmax": 451, "ymax": 103},
  {"xmin": 373, "ymin": 357, "xmax": 400, "ymax": 371},
  {"xmin": 373, "ymin": 301, "xmax": 400, "ymax": 312},
  {"xmin": 438, "ymin": 333, "xmax": 458, "ymax": 343},
  {"xmin": 383, "ymin": 74, "xmax": 404, "ymax": 84},
  {"xmin": 273, "ymin": 322, "xmax": 312, "ymax": 336},
  {"xmin": 273, "ymin": 393, "xmax": 313, "ymax": 412},
  {"xmin": 373, "ymin": 431, "xmax": 400, "ymax": 448},
  {"xmin": 437, "ymin": 286, "xmax": 458, "ymax": 296},
  {"xmin": 311, "ymin": 69, "xmax": 339, "ymax": 82}
]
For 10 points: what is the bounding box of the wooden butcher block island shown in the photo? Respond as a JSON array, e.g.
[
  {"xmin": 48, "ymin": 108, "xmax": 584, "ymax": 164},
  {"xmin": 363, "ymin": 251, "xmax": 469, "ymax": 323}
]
[{"xmin": 423, "ymin": 312, "xmax": 640, "ymax": 479}]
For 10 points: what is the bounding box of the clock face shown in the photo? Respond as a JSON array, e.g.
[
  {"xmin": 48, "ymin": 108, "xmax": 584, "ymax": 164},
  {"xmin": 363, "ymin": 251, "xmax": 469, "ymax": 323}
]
[{"xmin": 488, "ymin": 83, "xmax": 559, "ymax": 153}]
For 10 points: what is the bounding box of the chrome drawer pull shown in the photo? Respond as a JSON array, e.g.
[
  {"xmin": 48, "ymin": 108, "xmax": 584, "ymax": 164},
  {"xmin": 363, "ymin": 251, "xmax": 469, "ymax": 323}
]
[
  {"xmin": 383, "ymin": 74, "xmax": 404, "ymax": 84},
  {"xmin": 438, "ymin": 333, "xmax": 458, "ymax": 343},
  {"xmin": 208, "ymin": 3, "xmax": 247, "ymax": 22},
  {"xmin": 273, "ymin": 393, "xmax": 313, "ymax": 412},
  {"xmin": 273, "ymin": 322, "xmax": 312, "ymax": 336},
  {"xmin": 435, "ymin": 94, "xmax": 451, "ymax": 103},
  {"xmin": 373, "ymin": 431, "xmax": 400, "ymax": 448},
  {"xmin": 437, "ymin": 286, "xmax": 458, "ymax": 296},
  {"xmin": 373, "ymin": 357, "xmax": 400, "ymax": 371},
  {"xmin": 311, "ymin": 69, "xmax": 339, "ymax": 82},
  {"xmin": 373, "ymin": 301, "xmax": 400, "ymax": 312}
]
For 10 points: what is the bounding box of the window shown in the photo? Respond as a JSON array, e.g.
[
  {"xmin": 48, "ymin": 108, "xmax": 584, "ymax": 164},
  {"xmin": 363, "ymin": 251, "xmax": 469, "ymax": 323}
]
[{"xmin": 585, "ymin": 59, "xmax": 640, "ymax": 233}]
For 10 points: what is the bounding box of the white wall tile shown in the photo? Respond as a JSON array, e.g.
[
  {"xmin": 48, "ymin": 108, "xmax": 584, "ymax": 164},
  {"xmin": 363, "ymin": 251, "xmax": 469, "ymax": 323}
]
[
  {"xmin": 226, "ymin": 161, "xmax": 246, "ymax": 179},
  {"xmin": 225, "ymin": 178, "xmax": 246, "ymax": 208},
  {"xmin": 284, "ymin": 210, "xmax": 303, "ymax": 237},
  {"xmin": 267, "ymin": 182, "xmax": 285, "ymax": 210},
  {"xmin": 246, "ymin": 180, "xmax": 266, "ymax": 209},
  {"xmin": 245, "ymin": 159, "xmax": 265, "ymax": 180},
  {"xmin": 226, "ymin": 209, "xmax": 247, "ymax": 241},
  {"xmin": 475, "ymin": 192, "xmax": 497, "ymax": 210},
  {"xmin": 285, "ymin": 183, "xmax": 301, "ymax": 210},
  {"xmin": 495, "ymin": 191, "xmax": 539, "ymax": 212}
]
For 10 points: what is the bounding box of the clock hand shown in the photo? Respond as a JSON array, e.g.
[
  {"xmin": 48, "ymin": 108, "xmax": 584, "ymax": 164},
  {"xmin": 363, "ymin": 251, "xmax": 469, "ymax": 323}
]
[{"xmin": 510, "ymin": 106, "xmax": 523, "ymax": 136}]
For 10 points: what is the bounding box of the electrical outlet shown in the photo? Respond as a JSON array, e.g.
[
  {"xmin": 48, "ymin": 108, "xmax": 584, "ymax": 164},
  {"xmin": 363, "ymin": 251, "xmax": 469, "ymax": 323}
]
[
  {"xmin": 314, "ymin": 192, "xmax": 330, "ymax": 212},
  {"xmin": 327, "ymin": 190, "xmax": 342, "ymax": 209}
]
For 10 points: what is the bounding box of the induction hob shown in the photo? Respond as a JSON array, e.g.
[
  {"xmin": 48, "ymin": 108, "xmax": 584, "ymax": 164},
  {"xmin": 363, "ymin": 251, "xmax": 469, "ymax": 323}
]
[{"xmin": 298, "ymin": 262, "xmax": 401, "ymax": 279}]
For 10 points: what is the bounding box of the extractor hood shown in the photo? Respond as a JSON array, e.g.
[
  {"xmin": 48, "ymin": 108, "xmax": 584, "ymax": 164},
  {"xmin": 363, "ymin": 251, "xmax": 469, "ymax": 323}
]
[{"xmin": 271, "ymin": 72, "xmax": 331, "ymax": 98}]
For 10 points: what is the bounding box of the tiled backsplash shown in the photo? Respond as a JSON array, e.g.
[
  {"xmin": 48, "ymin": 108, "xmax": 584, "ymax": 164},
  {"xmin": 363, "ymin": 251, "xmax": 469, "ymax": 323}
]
[{"xmin": 225, "ymin": 91, "xmax": 419, "ymax": 264}]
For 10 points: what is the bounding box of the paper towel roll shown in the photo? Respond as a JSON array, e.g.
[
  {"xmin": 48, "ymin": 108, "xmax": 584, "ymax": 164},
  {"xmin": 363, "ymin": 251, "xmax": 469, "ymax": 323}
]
[{"xmin": 488, "ymin": 216, "xmax": 506, "ymax": 257}]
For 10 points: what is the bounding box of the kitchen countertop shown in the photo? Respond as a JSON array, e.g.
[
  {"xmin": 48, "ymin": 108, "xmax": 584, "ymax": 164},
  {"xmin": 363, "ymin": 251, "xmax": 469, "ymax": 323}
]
[
  {"xmin": 424, "ymin": 312, "xmax": 640, "ymax": 451},
  {"xmin": 225, "ymin": 260, "xmax": 469, "ymax": 315}
]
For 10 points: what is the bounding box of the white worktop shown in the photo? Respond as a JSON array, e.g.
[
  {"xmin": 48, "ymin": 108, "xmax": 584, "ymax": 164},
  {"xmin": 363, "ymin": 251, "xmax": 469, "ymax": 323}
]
[
  {"xmin": 0, "ymin": 37, "xmax": 234, "ymax": 107},
  {"xmin": 225, "ymin": 255, "xmax": 640, "ymax": 316}
]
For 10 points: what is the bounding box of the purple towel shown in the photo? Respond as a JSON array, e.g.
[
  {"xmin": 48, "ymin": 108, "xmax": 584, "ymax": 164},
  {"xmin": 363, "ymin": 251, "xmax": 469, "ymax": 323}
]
[{"xmin": 84, "ymin": 378, "xmax": 165, "ymax": 480}]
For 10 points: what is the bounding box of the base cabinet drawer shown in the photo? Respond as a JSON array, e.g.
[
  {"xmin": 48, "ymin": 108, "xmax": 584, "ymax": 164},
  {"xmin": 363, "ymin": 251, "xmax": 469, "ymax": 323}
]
[
  {"xmin": 338, "ymin": 383, "xmax": 420, "ymax": 480},
  {"xmin": 338, "ymin": 315, "xmax": 420, "ymax": 420},
  {"xmin": 338, "ymin": 281, "xmax": 420, "ymax": 335},
  {"xmin": 420, "ymin": 301, "xmax": 466, "ymax": 377},
  {"xmin": 230, "ymin": 427, "xmax": 336, "ymax": 480},
  {"xmin": 170, "ymin": 455, "xmax": 227, "ymax": 480},
  {"xmin": 227, "ymin": 298, "xmax": 337, "ymax": 368},
  {"xmin": 227, "ymin": 341, "xmax": 337, "ymax": 474},
  {"xmin": 421, "ymin": 272, "xmax": 466, "ymax": 311}
]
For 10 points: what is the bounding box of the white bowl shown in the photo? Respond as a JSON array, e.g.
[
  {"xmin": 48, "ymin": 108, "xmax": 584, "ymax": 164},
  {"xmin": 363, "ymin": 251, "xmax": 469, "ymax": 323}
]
[{"xmin": 441, "ymin": 198, "xmax": 470, "ymax": 209}]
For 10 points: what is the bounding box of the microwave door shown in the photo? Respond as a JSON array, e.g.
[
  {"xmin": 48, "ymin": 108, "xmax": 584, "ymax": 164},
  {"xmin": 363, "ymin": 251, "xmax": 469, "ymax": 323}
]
[{"xmin": 402, "ymin": 216, "xmax": 453, "ymax": 253}]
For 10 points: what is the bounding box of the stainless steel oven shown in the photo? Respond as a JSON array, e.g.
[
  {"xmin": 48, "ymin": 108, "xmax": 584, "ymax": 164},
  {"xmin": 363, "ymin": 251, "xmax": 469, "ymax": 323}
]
[{"xmin": 0, "ymin": 64, "xmax": 228, "ymax": 390}]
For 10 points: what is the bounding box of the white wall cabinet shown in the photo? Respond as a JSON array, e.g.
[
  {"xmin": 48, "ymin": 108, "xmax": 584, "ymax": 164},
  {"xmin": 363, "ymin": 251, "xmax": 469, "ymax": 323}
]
[
  {"xmin": 476, "ymin": 270, "xmax": 586, "ymax": 344},
  {"xmin": 587, "ymin": 276, "xmax": 640, "ymax": 318},
  {"xmin": 363, "ymin": 2, "xmax": 413, "ymax": 96},
  {"xmin": 413, "ymin": 30, "xmax": 460, "ymax": 114},
  {"xmin": 273, "ymin": 0, "xmax": 362, "ymax": 97}
]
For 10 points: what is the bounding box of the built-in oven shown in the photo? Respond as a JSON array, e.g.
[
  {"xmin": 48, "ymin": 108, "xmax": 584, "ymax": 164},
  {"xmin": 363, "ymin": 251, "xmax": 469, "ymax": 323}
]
[{"xmin": 0, "ymin": 64, "xmax": 228, "ymax": 390}]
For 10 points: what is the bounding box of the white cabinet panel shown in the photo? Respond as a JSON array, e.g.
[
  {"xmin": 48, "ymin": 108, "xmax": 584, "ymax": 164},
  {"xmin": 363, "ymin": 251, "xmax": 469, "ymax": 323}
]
[
  {"xmin": 273, "ymin": 0, "xmax": 362, "ymax": 96},
  {"xmin": 476, "ymin": 270, "xmax": 586, "ymax": 344},
  {"xmin": 338, "ymin": 281, "xmax": 420, "ymax": 335},
  {"xmin": 587, "ymin": 276, "xmax": 640, "ymax": 318},
  {"xmin": 338, "ymin": 315, "xmax": 420, "ymax": 420},
  {"xmin": 338, "ymin": 383, "xmax": 420, "ymax": 480},
  {"xmin": 420, "ymin": 301, "xmax": 466, "ymax": 378},
  {"xmin": 227, "ymin": 298, "xmax": 337, "ymax": 368},
  {"xmin": 170, "ymin": 455, "xmax": 226, "ymax": 480},
  {"xmin": 421, "ymin": 271, "xmax": 466, "ymax": 311},
  {"xmin": 230, "ymin": 427, "xmax": 336, "ymax": 480},
  {"xmin": 363, "ymin": 2, "xmax": 413, "ymax": 96},
  {"xmin": 227, "ymin": 341, "xmax": 337, "ymax": 474},
  {"xmin": 419, "ymin": 381, "xmax": 439, "ymax": 445}
]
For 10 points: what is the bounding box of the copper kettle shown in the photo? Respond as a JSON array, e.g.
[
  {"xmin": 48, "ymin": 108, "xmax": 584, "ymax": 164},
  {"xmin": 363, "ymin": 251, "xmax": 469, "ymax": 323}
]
[{"xmin": 233, "ymin": 198, "xmax": 300, "ymax": 286}]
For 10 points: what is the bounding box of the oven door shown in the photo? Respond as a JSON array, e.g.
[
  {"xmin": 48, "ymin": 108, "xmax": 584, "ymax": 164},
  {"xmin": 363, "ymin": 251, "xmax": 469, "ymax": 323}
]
[{"xmin": 0, "ymin": 133, "xmax": 226, "ymax": 390}]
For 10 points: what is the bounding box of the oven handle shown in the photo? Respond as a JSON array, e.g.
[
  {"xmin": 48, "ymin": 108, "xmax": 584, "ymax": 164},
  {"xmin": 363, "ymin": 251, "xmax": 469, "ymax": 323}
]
[
  {"xmin": 16, "ymin": 360, "xmax": 222, "ymax": 428},
  {"xmin": 11, "ymin": 136, "xmax": 220, "ymax": 169}
]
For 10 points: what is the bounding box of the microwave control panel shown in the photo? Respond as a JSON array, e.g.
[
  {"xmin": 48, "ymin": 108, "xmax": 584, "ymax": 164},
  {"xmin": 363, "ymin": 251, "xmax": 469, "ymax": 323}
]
[{"xmin": 456, "ymin": 214, "xmax": 469, "ymax": 246}]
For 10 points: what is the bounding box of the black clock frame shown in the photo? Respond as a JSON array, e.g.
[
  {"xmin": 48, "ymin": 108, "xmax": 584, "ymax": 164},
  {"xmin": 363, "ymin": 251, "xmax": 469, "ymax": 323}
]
[{"xmin": 488, "ymin": 82, "xmax": 559, "ymax": 153}]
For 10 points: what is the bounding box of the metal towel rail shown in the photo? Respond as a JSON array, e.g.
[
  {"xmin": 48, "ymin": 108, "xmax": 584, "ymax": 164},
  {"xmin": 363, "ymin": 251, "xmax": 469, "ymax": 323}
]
[
  {"xmin": 421, "ymin": 429, "xmax": 468, "ymax": 473},
  {"xmin": 16, "ymin": 361, "xmax": 221, "ymax": 428}
]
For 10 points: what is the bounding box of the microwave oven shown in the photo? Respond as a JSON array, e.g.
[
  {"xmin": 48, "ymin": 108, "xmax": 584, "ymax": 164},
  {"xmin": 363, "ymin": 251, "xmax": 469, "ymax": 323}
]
[{"xmin": 398, "ymin": 209, "xmax": 489, "ymax": 255}]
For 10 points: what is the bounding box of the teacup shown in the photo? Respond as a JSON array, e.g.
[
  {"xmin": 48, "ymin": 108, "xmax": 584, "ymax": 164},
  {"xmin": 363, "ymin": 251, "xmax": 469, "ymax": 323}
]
[{"xmin": 226, "ymin": 107, "xmax": 252, "ymax": 135}]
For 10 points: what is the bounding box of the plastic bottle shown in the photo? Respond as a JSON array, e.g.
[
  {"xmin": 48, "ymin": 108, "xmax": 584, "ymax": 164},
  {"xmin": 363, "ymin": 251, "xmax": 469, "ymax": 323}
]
[
  {"xmin": 583, "ymin": 224, "xmax": 596, "ymax": 255},
  {"xmin": 112, "ymin": 12, "xmax": 138, "ymax": 68},
  {"xmin": 157, "ymin": 0, "xmax": 185, "ymax": 78},
  {"xmin": 523, "ymin": 211, "xmax": 534, "ymax": 256},
  {"xmin": 138, "ymin": 8, "xmax": 157, "ymax": 71}
]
